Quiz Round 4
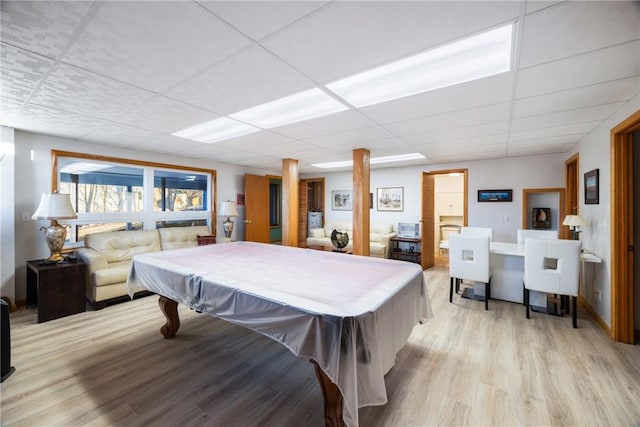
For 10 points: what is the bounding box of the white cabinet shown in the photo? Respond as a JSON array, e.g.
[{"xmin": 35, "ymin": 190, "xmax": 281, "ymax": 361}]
[{"xmin": 437, "ymin": 192, "xmax": 463, "ymax": 216}]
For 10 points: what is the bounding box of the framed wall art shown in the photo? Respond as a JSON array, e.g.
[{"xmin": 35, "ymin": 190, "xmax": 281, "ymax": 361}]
[
  {"xmin": 477, "ymin": 189, "xmax": 512, "ymax": 202},
  {"xmin": 377, "ymin": 187, "xmax": 403, "ymax": 212},
  {"xmin": 331, "ymin": 190, "xmax": 352, "ymax": 211},
  {"xmin": 584, "ymin": 169, "xmax": 599, "ymax": 204}
]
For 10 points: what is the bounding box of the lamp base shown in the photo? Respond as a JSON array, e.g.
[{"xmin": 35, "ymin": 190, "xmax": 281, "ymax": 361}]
[
  {"xmin": 222, "ymin": 217, "xmax": 234, "ymax": 240},
  {"xmin": 41, "ymin": 220, "xmax": 68, "ymax": 262}
]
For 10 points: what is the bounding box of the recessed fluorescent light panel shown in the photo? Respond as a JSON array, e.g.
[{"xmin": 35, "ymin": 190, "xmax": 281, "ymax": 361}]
[
  {"xmin": 172, "ymin": 117, "xmax": 260, "ymax": 143},
  {"xmin": 312, "ymin": 153, "xmax": 425, "ymax": 168},
  {"xmin": 230, "ymin": 88, "xmax": 348, "ymax": 129},
  {"xmin": 326, "ymin": 24, "xmax": 514, "ymax": 107}
]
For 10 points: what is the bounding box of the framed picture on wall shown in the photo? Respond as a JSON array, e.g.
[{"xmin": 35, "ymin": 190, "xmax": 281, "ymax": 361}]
[
  {"xmin": 331, "ymin": 190, "xmax": 352, "ymax": 211},
  {"xmin": 477, "ymin": 189, "xmax": 512, "ymax": 202},
  {"xmin": 377, "ymin": 187, "xmax": 403, "ymax": 211},
  {"xmin": 532, "ymin": 207, "xmax": 552, "ymax": 229},
  {"xmin": 585, "ymin": 169, "xmax": 599, "ymax": 204}
]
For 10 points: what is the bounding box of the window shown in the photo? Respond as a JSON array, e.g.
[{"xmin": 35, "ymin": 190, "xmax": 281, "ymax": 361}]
[{"xmin": 52, "ymin": 151, "xmax": 216, "ymax": 245}]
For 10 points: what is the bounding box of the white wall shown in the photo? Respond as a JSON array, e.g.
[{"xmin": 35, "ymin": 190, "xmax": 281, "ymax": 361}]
[
  {"xmin": 303, "ymin": 153, "xmax": 566, "ymax": 243},
  {"xmin": 1, "ymin": 126, "xmax": 16, "ymax": 303},
  {"xmin": 568, "ymin": 94, "xmax": 640, "ymax": 327},
  {"xmin": 11, "ymin": 130, "xmax": 273, "ymax": 303}
]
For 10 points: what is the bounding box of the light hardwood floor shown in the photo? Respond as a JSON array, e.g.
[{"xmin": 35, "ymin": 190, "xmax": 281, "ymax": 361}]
[{"xmin": 2, "ymin": 267, "xmax": 639, "ymax": 426}]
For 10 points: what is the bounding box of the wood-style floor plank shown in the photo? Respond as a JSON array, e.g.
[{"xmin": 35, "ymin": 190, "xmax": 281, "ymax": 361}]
[{"xmin": 1, "ymin": 267, "xmax": 639, "ymax": 426}]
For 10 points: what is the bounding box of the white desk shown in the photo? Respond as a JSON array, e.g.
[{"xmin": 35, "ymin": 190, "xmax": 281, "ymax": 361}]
[{"xmin": 440, "ymin": 241, "xmax": 601, "ymax": 305}]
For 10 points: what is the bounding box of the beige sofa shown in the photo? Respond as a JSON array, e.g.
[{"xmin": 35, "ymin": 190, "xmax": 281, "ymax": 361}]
[
  {"xmin": 76, "ymin": 225, "xmax": 211, "ymax": 309},
  {"xmin": 306, "ymin": 222, "xmax": 396, "ymax": 258}
]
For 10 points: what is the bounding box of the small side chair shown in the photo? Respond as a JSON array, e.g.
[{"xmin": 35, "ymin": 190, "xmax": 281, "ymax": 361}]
[{"xmin": 449, "ymin": 234, "xmax": 492, "ymax": 310}]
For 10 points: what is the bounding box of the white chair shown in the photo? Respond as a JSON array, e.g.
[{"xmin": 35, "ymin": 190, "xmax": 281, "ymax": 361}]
[
  {"xmin": 516, "ymin": 229, "xmax": 558, "ymax": 244},
  {"xmin": 461, "ymin": 226, "xmax": 493, "ymax": 242},
  {"xmin": 449, "ymin": 234, "xmax": 491, "ymax": 310},
  {"xmin": 523, "ymin": 238, "xmax": 581, "ymax": 328}
]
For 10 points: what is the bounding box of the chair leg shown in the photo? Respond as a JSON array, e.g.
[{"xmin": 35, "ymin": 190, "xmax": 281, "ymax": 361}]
[
  {"xmin": 565, "ymin": 295, "xmax": 571, "ymax": 315},
  {"xmin": 572, "ymin": 296, "xmax": 577, "ymax": 328},
  {"xmin": 449, "ymin": 277, "xmax": 454, "ymax": 303},
  {"xmin": 525, "ymin": 288, "xmax": 530, "ymax": 319}
]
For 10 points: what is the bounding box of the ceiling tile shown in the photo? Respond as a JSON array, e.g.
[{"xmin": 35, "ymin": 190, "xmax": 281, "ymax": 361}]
[
  {"xmin": 510, "ymin": 102, "xmax": 625, "ymax": 132},
  {"xmin": 385, "ymin": 102, "xmax": 512, "ymax": 136},
  {"xmin": 513, "ymin": 77, "xmax": 640, "ymax": 118},
  {"xmin": 8, "ymin": 102, "xmax": 107, "ymax": 138},
  {"xmin": 275, "ymin": 110, "xmax": 380, "ymax": 140},
  {"xmin": 305, "ymin": 126, "xmax": 396, "ymax": 148},
  {"xmin": 82, "ymin": 122, "xmax": 163, "ymax": 147},
  {"xmin": 509, "ymin": 121, "xmax": 596, "ymax": 141},
  {"xmin": 0, "ymin": 0, "xmax": 92, "ymax": 58},
  {"xmin": 263, "ymin": 1, "xmax": 520, "ymax": 83},
  {"xmin": 0, "ymin": 43, "xmax": 54, "ymax": 100},
  {"xmin": 525, "ymin": 1, "xmax": 565, "ymax": 15},
  {"xmin": 112, "ymin": 96, "xmax": 218, "ymax": 134},
  {"xmin": 214, "ymin": 130, "xmax": 301, "ymax": 151},
  {"xmin": 362, "ymin": 73, "xmax": 514, "ymax": 124},
  {"xmin": 429, "ymin": 147, "xmax": 508, "ymax": 163},
  {"xmin": 132, "ymin": 135, "xmax": 208, "ymax": 155},
  {"xmin": 200, "ymin": 1, "xmax": 330, "ymax": 41},
  {"xmin": 516, "ymin": 41, "xmax": 640, "ymax": 99},
  {"xmin": 166, "ymin": 45, "xmax": 315, "ymax": 115},
  {"xmin": 520, "ymin": 1, "xmax": 640, "ymax": 68},
  {"xmin": 61, "ymin": 1, "xmax": 252, "ymax": 92},
  {"xmin": 29, "ymin": 63, "xmax": 156, "ymax": 120},
  {"xmin": 402, "ymin": 121, "xmax": 510, "ymax": 145}
]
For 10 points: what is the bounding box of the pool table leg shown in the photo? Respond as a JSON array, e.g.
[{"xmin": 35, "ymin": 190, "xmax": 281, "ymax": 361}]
[
  {"xmin": 311, "ymin": 360, "xmax": 346, "ymax": 427},
  {"xmin": 158, "ymin": 296, "xmax": 180, "ymax": 338}
]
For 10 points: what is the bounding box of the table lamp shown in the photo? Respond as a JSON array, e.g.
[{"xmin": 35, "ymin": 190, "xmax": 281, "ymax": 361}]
[
  {"xmin": 219, "ymin": 200, "xmax": 239, "ymax": 240},
  {"xmin": 32, "ymin": 192, "xmax": 77, "ymax": 262},
  {"xmin": 563, "ymin": 214, "xmax": 588, "ymax": 240}
]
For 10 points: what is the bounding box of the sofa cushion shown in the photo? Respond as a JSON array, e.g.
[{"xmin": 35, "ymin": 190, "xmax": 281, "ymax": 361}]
[
  {"xmin": 158, "ymin": 225, "xmax": 211, "ymax": 250},
  {"xmin": 370, "ymin": 233, "xmax": 383, "ymax": 242},
  {"xmin": 85, "ymin": 230, "xmax": 161, "ymax": 264},
  {"xmin": 370, "ymin": 242, "xmax": 387, "ymax": 256},
  {"xmin": 93, "ymin": 263, "xmax": 130, "ymax": 287},
  {"xmin": 371, "ymin": 223, "xmax": 393, "ymax": 234}
]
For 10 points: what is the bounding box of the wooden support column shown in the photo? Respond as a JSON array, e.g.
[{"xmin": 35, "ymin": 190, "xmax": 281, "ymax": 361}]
[
  {"xmin": 282, "ymin": 158, "xmax": 299, "ymax": 247},
  {"xmin": 352, "ymin": 149, "xmax": 370, "ymax": 256}
]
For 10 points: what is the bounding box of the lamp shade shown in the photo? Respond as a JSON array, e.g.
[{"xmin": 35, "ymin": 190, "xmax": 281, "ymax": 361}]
[
  {"xmin": 562, "ymin": 215, "xmax": 588, "ymax": 227},
  {"xmin": 32, "ymin": 193, "xmax": 77, "ymax": 220},
  {"xmin": 219, "ymin": 200, "xmax": 239, "ymax": 217}
]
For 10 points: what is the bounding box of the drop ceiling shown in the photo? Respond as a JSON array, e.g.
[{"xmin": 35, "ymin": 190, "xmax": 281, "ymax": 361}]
[{"xmin": 1, "ymin": 1, "xmax": 639, "ymax": 173}]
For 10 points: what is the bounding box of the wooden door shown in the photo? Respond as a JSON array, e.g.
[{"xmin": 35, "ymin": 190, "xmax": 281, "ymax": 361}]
[
  {"xmin": 421, "ymin": 172, "xmax": 435, "ymax": 269},
  {"xmin": 244, "ymin": 174, "xmax": 270, "ymax": 243},
  {"xmin": 611, "ymin": 110, "xmax": 640, "ymax": 344},
  {"xmin": 565, "ymin": 154, "xmax": 579, "ymax": 240}
]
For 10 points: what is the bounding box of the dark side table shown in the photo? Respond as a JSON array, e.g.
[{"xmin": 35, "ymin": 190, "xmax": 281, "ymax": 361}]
[
  {"xmin": 389, "ymin": 236, "xmax": 422, "ymax": 264},
  {"xmin": 26, "ymin": 259, "xmax": 86, "ymax": 323}
]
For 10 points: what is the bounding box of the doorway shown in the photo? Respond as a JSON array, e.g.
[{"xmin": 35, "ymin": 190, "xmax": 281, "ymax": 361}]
[
  {"xmin": 611, "ymin": 109, "xmax": 640, "ymax": 344},
  {"xmin": 434, "ymin": 174, "xmax": 465, "ymax": 267},
  {"xmin": 420, "ymin": 169, "xmax": 468, "ymax": 270},
  {"xmin": 298, "ymin": 178, "xmax": 325, "ymax": 247}
]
